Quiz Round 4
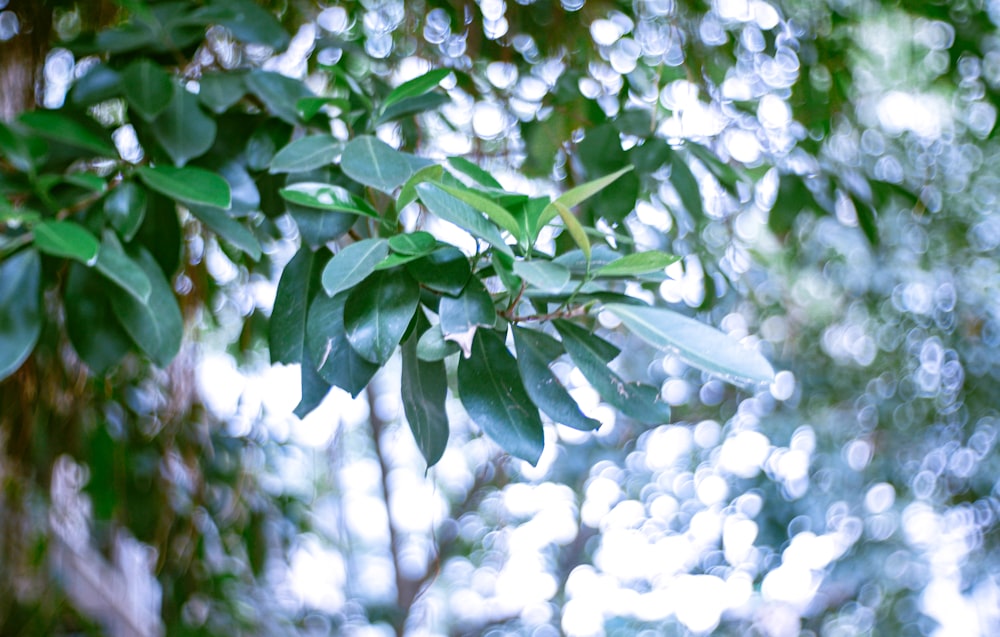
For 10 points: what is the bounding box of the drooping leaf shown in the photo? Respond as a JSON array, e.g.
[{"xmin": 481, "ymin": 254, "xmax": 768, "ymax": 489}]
[
  {"xmin": 341, "ymin": 136, "xmax": 434, "ymax": 194},
  {"xmin": 416, "ymin": 183, "xmax": 513, "ymax": 256},
  {"xmin": 594, "ymin": 251, "xmax": 680, "ymax": 278},
  {"xmin": 151, "ymin": 87, "xmax": 217, "ymax": 166},
  {"xmin": 555, "ymin": 320, "xmax": 671, "ymax": 424},
  {"xmin": 305, "ymin": 291, "xmax": 379, "ymax": 397},
  {"xmin": 512, "ymin": 260, "xmax": 572, "ymax": 292},
  {"xmin": 294, "ymin": 346, "xmax": 333, "ymax": 418},
  {"xmin": 65, "ymin": 262, "xmax": 133, "ymax": 375},
  {"xmin": 553, "ymin": 201, "xmax": 591, "ymax": 261},
  {"xmin": 270, "ymin": 135, "xmax": 342, "ymax": 174},
  {"xmin": 397, "ymin": 164, "xmax": 444, "ymax": 211},
  {"xmin": 0, "ymin": 249, "xmax": 42, "ymax": 381},
  {"xmin": 270, "ymin": 247, "xmax": 317, "ymax": 365},
  {"xmin": 458, "ymin": 329, "xmax": 544, "ymax": 465},
  {"xmin": 187, "ymin": 204, "xmax": 263, "ymax": 260},
  {"xmin": 430, "ymin": 182, "xmax": 522, "ymax": 241},
  {"xmin": 513, "ymin": 327, "xmax": 600, "ymax": 431},
  {"xmin": 406, "ymin": 246, "xmax": 471, "ymax": 296},
  {"xmin": 103, "ymin": 181, "xmax": 146, "ymax": 241},
  {"xmin": 605, "ymin": 303, "xmax": 775, "ymax": 385},
  {"xmin": 19, "ymin": 111, "xmax": 117, "ymax": 157},
  {"xmin": 245, "ymin": 70, "xmax": 315, "ymax": 124},
  {"xmin": 122, "ymin": 59, "xmax": 174, "ymax": 121},
  {"xmin": 33, "ymin": 220, "xmax": 100, "ymax": 265},
  {"xmin": 94, "ymin": 230, "xmax": 152, "ymax": 301},
  {"xmin": 439, "ymin": 277, "xmax": 496, "ymax": 356},
  {"xmin": 344, "ymin": 270, "xmax": 420, "ymax": 365},
  {"xmin": 538, "ymin": 166, "xmax": 634, "ymax": 228},
  {"xmin": 402, "ymin": 313, "xmax": 450, "ymax": 467},
  {"xmin": 137, "ymin": 165, "xmax": 232, "ymax": 209},
  {"xmin": 108, "ymin": 247, "xmax": 183, "ymax": 368},
  {"xmin": 321, "ymin": 238, "xmax": 390, "ymax": 297}
]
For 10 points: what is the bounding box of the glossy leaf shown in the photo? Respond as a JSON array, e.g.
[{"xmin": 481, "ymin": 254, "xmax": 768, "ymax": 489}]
[
  {"xmin": 305, "ymin": 292, "xmax": 379, "ymax": 397},
  {"xmin": 187, "ymin": 205, "xmax": 263, "ymax": 260},
  {"xmin": 447, "ymin": 156, "xmax": 503, "ymax": 189},
  {"xmin": 594, "ymin": 251, "xmax": 680, "ymax": 278},
  {"xmin": 33, "ymin": 220, "xmax": 100, "ymax": 265},
  {"xmin": 122, "ymin": 59, "xmax": 174, "ymax": 121},
  {"xmin": 270, "ymin": 135, "xmax": 342, "ymax": 174},
  {"xmin": 321, "ymin": 238, "xmax": 390, "ymax": 297},
  {"xmin": 269, "ymin": 247, "xmax": 316, "ymax": 365},
  {"xmin": 245, "ymin": 70, "xmax": 315, "ymax": 124},
  {"xmin": 151, "ymin": 87, "xmax": 217, "ymax": 166},
  {"xmin": 388, "ymin": 231, "xmax": 436, "ymax": 256},
  {"xmin": 604, "ymin": 303, "xmax": 775, "ymax": 386},
  {"xmin": 94, "ymin": 230, "xmax": 152, "ymax": 301},
  {"xmin": 19, "ymin": 111, "xmax": 117, "ymax": 157},
  {"xmin": 341, "ymin": 136, "xmax": 434, "ymax": 194},
  {"xmin": 406, "ymin": 246, "xmax": 471, "ymax": 296},
  {"xmin": 294, "ymin": 346, "xmax": 333, "ymax": 418},
  {"xmin": 439, "ymin": 278, "xmax": 496, "ymax": 356},
  {"xmin": 512, "ymin": 260, "xmax": 571, "ymax": 292},
  {"xmin": 65, "ymin": 262, "xmax": 133, "ymax": 375},
  {"xmin": 103, "ymin": 182, "xmax": 146, "ymax": 241},
  {"xmin": 0, "ymin": 249, "xmax": 42, "ymax": 381},
  {"xmin": 458, "ymin": 329, "xmax": 544, "ymax": 465},
  {"xmin": 137, "ymin": 165, "xmax": 232, "ymax": 209},
  {"xmin": 416, "ymin": 323, "xmax": 460, "ymax": 361},
  {"xmin": 513, "ymin": 327, "xmax": 600, "ymax": 431},
  {"xmin": 416, "ymin": 183, "xmax": 513, "ymax": 256},
  {"xmin": 556, "ymin": 321, "xmax": 671, "ymax": 424},
  {"xmin": 431, "ymin": 182, "xmax": 522, "ymax": 240},
  {"xmin": 279, "ymin": 183, "xmax": 376, "ymax": 216},
  {"xmin": 401, "ymin": 314, "xmax": 450, "ymax": 467},
  {"xmin": 108, "ymin": 247, "xmax": 183, "ymax": 368},
  {"xmin": 344, "ymin": 270, "xmax": 420, "ymax": 365}
]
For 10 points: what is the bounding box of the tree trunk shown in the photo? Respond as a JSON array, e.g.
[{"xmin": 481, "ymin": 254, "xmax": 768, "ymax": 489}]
[{"xmin": 0, "ymin": 0, "xmax": 51, "ymax": 121}]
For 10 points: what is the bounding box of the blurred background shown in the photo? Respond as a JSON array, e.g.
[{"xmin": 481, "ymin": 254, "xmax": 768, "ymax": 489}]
[{"xmin": 1, "ymin": 0, "xmax": 999, "ymax": 635}]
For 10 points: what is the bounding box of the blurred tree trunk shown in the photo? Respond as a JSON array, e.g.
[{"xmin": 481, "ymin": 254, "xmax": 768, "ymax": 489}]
[{"xmin": 0, "ymin": 1, "xmax": 51, "ymax": 120}]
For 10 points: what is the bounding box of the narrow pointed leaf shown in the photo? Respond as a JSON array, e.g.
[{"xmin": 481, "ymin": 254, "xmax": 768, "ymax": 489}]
[
  {"xmin": 402, "ymin": 314, "xmax": 450, "ymax": 467},
  {"xmin": 382, "ymin": 68, "xmax": 451, "ymax": 110},
  {"xmin": 108, "ymin": 247, "xmax": 183, "ymax": 368},
  {"xmin": 670, "ymin": 154, "xmax": 703, "ymax": 219},
  {"xmin": 137, "ymin": 165, "xmax": 232, "ymax": 209},
  {"xmin": 305, "ymin": 292, "xmax": 379, "ymax": 397},
  {"xmin": 431, "ymin": 182, "xmax": 522, "ymax": 240},
  {"xmin": 321, "ymin": 238, "xmax": 390, "ymax": 297},
  {"xmin": 294, "ymin": 346, "xmax": 333, "ymax": 418},
  {"xmin": 447, "ymin": 156, "xmax": 503, "ymax": 189},
  {"xmin": 594, "ymin": 251, "xmax": 680, "ymax": 278},
  {"xmin": 416, "ymin": 183, "xmax": 513, "ymax": 256},
  {"xmin": 513, "ymin": 327, "xmax": 600, "ymax": 431},
  {"xmin": 553, "ymin": 201, "xmax": 590, "ymax": 261},
  {"xmin": 270, "ymin": 135, "xmax": 342, "ymax": 174},
  {"xmin": 0, "ymin": 250, "xmax": 42, "ymax": 381},
  {"xmin": 341, "ymin": 136, "xmax": 434, "ymax": 194},
  {"xmin": 344, "ymin": 270, "xmax": 420, "ymax": 364},
  {"xmin": 458, "ymin": 329, "xmax": 544, "ymax": 465},
  {"xmin": 539, "ymin": 166, "xmax": 633, "ymax": 228},
  {"xmin": 605, "ymin": 303, "xmax": 775, "ymax": 385},
  {"xmin": 376, "ymin": 93, "xmax": 450, "ymax": 125},
  {"xmin": 33, "ymin": 221, "xmax": 100, "ymax": 265}
]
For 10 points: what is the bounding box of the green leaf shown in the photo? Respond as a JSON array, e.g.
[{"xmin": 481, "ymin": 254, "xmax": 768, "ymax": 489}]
[
  {"xmin": 848, "ymin": 191, "xmax": 879, "ymax": 246},
  {"xmin": 108, "ymin": 247, "xmax": 183, "ymax": 368},
  {"xmin": 137, "ymin": 165, "xmax": 232, "ymax": 209},
  {"xmin": 104, "ymin": 182, "xmax": 147, "ymax": 241},
  {"xmin": 382, "ymin": 68, "xmax": 451, "ymax": 111},
  {"xmin": 553, "ymin": 201, "xmax": 591, "ymax": 261},
  {"xmin": 388, "ymin": 231, "xmax": 436, "ymax": 256},
  {"xmin": 344, "ymin": 270, "xmax": 420, "ymax": 365},
  {"xmin": 295, "ymin": 346, "xmax": 333, "ymax": 418},
  {"xmin": 199, "ymin": 71, "xmax": 247, "ymax": 113},
  {"xmin": 512, "ymin": 260, "xmax": 571, "ymax": 292},
  {"xmin": 416, "ymin": 183, "xmax": 513, "ymax": 256},
  {"xmin": 439, "ymin": 277, "xmax": 496, "ymax": 356},
  {"xmin": 94, "ymin": 230, "xmax": 152, "ymax": 301},
  {"xmin": 151, "ymin": 87, "xmax": 217, "ymax": 166},
  {"xmin": 604, "ymin": 303, "xmax": 775, "ymax": 385},
  {"xmin": 430, "ymin": 182, "xmax": 522, "ymax": 241},
  {"xmin": 297, "ymin": 97, "xmax": 347, "ymax": 121},
  {"xmin": 376, "ymin": 92, "xmax": 450, "ymax": 126},
  {"xmin": 196, "ymin": 0, "xmax": 290, "ymax": 50},
  {"xmin": 397, "ymin": 164, "xmax": 444, "ymax": 212},
  {"xmin": 341, "ymin": 136, "xmax": 435, "ymax": 194},
  {"xmin": 187, "ymin": 205, "xmax": 262, "ymax": 260},
  {"xmin": 279, "ymin": 182, "xmax": 376, "ymax": 216},
  {"xmin": 0, "ymin": 249, "xmax": 42, "ymax": 381},
  {"xmin": 122, "ymin": 59, "xmax": 174, "ymax": 121},
  {"xmin": 416, "ymin": 323, "xmax": 460, "ymax": 361},
  {"xmin": 555, "ymin": 321, "xmax": 671, "ymax": 424},
  {"xmin": 19, "ymin": 111, "xmax": 117, "ymax": 157},
  {"xmin": 539, "ymin": 166, "xmax": 633, "ymax": 228},
  {"xmin": 406, "ymin": 246, "xmax": 471, "ymax": 296},
  {"xmin": 65, "ymin": 262, "xmax": 133, "ymax": 375},
  {"xmin": 270, "ymin": 247, "xmax": 316, "ymax": 365},
  {"xmin": 270, "ymin": 135, "xmax": 342, "ymax": 174},
  {"xmin": 594, "ymin": 251, "xmax": 680, "ymax": 278},
  {"xmin": 670, "ymin": 153, "xmax": 703, "ymax": 219},
  {"xmin": 458, "ymin": 329, "xmax": 544, "ymax": 465},
  {"xmin": 33, "ymin": 220, "xmax": 100, "ymax": 265},
  {"xmin": 70, "ymin": 64, "xmax": 123, "ymax": 106},
  {"xmin": 447, "ymin": 156, "xmax": 503, "ymax": 189},
  {"xmin": 321, "ymin": 238, "xmax": 390, "ymax": 297},
  {"xmin": 245, "ymin": 70, "xmax": 314, "ymax": 124},
  {"xmin": 686, "ymin": 142, "xmax": 744, "ymax": 194},
  {"xmin": 402, "ymin": 314, "xmax": 450, "ymax": 467},
  {"xmin": 0, "ymin": 121, "xmax": 43, "ymax": 175},
  {"xmin": 513, "ymin": 327, "xmax": 600, "ymax": 431},
  {"xmin": 133, "ymin": 191, "xmax": 183, "ymax": 276},
  {"xmin": 306, "ymin": 291, "xmax": 379, "ymax": 397}
]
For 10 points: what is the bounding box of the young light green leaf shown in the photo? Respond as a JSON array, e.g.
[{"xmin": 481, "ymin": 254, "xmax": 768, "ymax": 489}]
[
  {"xmin": 33, "ymin": 220, "xmax": 100, "ymax": 265},
  {"xmin": 108, "ymin": 247, "xmax": 183, "ymax": 368},
  {"xmin": 604, "ymin": 303, "xmax": 775, "ymax": 386},
  {"xmin": 151, "ymin": 87, "xmax": 217, "ymax": 166},
  {"xmin": 122, "ymin": 59, "xmax": 174, "ymax": 121},
  {"xmin": 538, "ymin": 166, "xmax": 633, "ymax": 228},
  {"xmin": 137, "ymin": 165, "xmax": 232, "ymax": 209},
  {"xmin": 279, "ymin": 183, "xmax": 377, "ymax": 217},
  {"xmin": 321, "ymin": 238, "xmax": 390, "ymax": 297},
  {"xmin": 430, "ymin": 182, "xmax": 522, "ymax": 241},
  {"xmin": 0, "ymin": 249, "xmax": 42, "ymax": 381},
  {"xmin": 94, "ymin": 230, "xmax": 152, "ymax": 301},
  {"xmin": 344, "ymin": 270, "xmax": 420, "ymax": 365},
  {"xmin": 416, "ymin": 183, "xmax": 514, "ymax": 257},
  {"xmin": 305, "ymin": 291, "xmax": 379, "ymax": 397},
  {"xmin": 553, "ymin": 200, "xmax": 590, "ymax": 261},
  {"xmin": 513, "ymin": 327, "xmax": 600, "ymax": 431},
  {"xmin": 270, "ymin": 135, "xmax": 342, "ymax": 174},
  {"xmin": 402, "ymin": 314, "xmax": 450, "ymax": 467},
  {"xmin": 397, "ymin": 164, "xmax": 444, "ymax": 211},
  {"xmin": 341, "ymin": 136, "xmax": 434, "ymax": 194},
  {"xmin": 512, "ymin": 260, "xmax": 571, "ymax": 292},
  {"xmin": 593, "ymin": 251, "xmax": 680, "ymax": 278},
  {"xmin": 458, "ymin": 329, "xmax": 544, "ymax": 465}
]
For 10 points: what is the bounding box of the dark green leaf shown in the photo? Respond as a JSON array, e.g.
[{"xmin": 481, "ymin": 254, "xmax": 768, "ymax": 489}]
[
  {"xmin": 133, "ymin": 191, "xmax": 182, "ymax": 276},
  {"xmin": 196, "ymin": 0, "xmax": 290, "ymax": 50},
  {"xmin": 70, "ymin": 64, "xmax": 123, "ymax": 106},
  {"xmin": 187, "ymin": 204, "xmax": 262, "ymax": 260},
  {"xmin": 0, "ymin": 121, "xmax": 43, "ymax": 174},
  {"xmin": 270, "ymin": 247, "xmax": 316, "ymax": 365},
  {"xmin": 0, "ymin": 249, "xmax": 42, "ymax": 381},
  {"xmin": 33, "ymin": 220, "xmax": 100, "ymax": 265},
  {"xmin": 305, "ymin": 291, "xmax": 379, "ymax": 397},
  {"xmin": 199, "ymin": 71, "xmax": 247, "ymax": 113},
  {"xmin": 321, "ymin": 238, "xmax": 390, "ymax": 297},
  {"xmin": 513, "ymin": 327, "xmax": 600, "ymax": 431},
  {"xmin": 402, "ymin": 314, "xmax": 450, "ymax": 467},
  {"xmin": 439, "ymin": 278, "xmax": 496, "ymax": 355},
  {"xmin": 341, "ymin": 136, "xmax": 435, "ymax": 194},
  {"xmin": 137, "ymin": 165, "xmax": 232, "ymax": 209},
  {"xmin": 458, "ymin": 329, "xmax": 544, "ymax": 465},
  {"xmin": 605, "ymin": 303, "xmax": 775, "ymax": 385},
  {"xmin": 670, "ymin": 154, "xmax": 703, "ymax": 219},
  {"xmin": 270, "ymin": 135, "xmax": 342, "ymax": 174},
  {"xmin": 849, "ymin": 191, "xmax": 879, "ymax": 246},
  {"xmin": 686, "ymin": 142, "xmax": 744, "ymax": 194},
  {"xmin": 104, "ymin": 182, "xmax": 147, "ymax": 241},
  {"xmin": 108, "ymin": 247, "xmax": 183, "ymax": 368},
  {"xmin": 122, "ymin": 59, "xmax": 174, "ymax": 121},
  {"xmin": 294, "ymin": 346, "xmax": 333, "ymax": 418},
  {"xmin": 594, "ymin": 251, "xmax": 680, "ymax": 278},
  {"xmin": 376, "ymin": 92, "xmax": 450, "ymax": 125},
  {"xmin": 19, "ymin": 111, "xmax": 117, "ymax": 157},
  {"xmin": 383, "ymin": 68, "xmax": 451, "ymax": 110},
  {"xmin": 151, "ymin": 87, "xmax": 217, "ymax": 166},
  {"xmin": 344, "ymin": 270, "xmax": 420, "ymax": 364},
  {"xmin": 65, "ymin": 262, "xmax": 133, "ymax": 375},
  {"xmin": 245, "ymin": 70, "xmax": 314, "ymax": 124},
  {"xmin": 94, "ymin": 230, "xmax": 152, "ymax": 301},
  {"xmin": 406, "ymin": 246, "xmax": 471, "ymax": 296},
  {"xmin": 416, "ymin": 183, "xmax": 513, "ymax": 256}
]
